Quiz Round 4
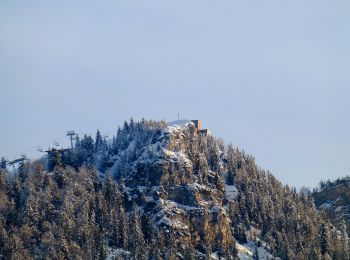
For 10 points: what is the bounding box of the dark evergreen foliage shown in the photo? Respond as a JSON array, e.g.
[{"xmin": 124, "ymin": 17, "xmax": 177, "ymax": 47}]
[{"xmin": 0, "ymin": 119, "xmax": 349, "ymax": 259}]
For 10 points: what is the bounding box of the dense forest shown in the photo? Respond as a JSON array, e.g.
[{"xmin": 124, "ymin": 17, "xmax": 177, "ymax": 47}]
[{"xmin": 0, "ymin": 119, "xmax": 348, "ymax": 259}]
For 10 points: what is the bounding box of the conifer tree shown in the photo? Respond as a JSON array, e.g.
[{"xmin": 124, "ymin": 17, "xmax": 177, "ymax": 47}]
[
  {"xmin": 129, "ymin": 206, "xmax": 146, "ymax": 260},
  {"xmin": 319, "ymin": 223, "xmax": 331, "ymax": 256},
  {"xmin": 95, "ymin": 129, "xmax": 103, "ymax": 152},
  {"xmin": 340, "ymin": 221, "xmax": 350, "ymax": 260},
  {"xmin": 0, "ymin": 158, "xmax": 7, "ymax": 170}
]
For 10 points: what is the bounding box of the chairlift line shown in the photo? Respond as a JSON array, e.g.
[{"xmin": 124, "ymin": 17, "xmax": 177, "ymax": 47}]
[{"xmin": 66, "ymin": 130, "xmax": 77, "ymax": 149}]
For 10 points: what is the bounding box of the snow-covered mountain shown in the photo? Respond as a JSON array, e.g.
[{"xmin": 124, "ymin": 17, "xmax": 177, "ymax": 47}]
[
  {"xmin": 1, "ymin": 119, "xmax": 349, "ymax": 259},
  {"xmin": 115, "ymin": 120, "xmax": 235, "ymax": 255},
  {"xmin": 107, "ymin": 120, "xmax": 275, "ymax": 259}
]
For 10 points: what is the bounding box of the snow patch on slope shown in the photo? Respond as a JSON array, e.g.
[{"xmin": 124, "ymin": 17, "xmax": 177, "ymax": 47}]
[
  {"xmin": 167, "ymin": 120, "xmax": 194, "ymax": 128},
  {"xmin": 163, "ymin": 149, "xmax": 192, "ymax": 168},
  {"xmin": 107, "ymin": 247, "xmax": 130, "ymax": 259},
  {"xmin": 165, "ymin": 120, "xmax": 194, "ymax": 136},
  {"xmin": 237, "ymin": 240, "xmax": 273, "ymax": 260},
  {"xmin": 225, "ymin": 184, "xmax": 238, "ymax": 201}
]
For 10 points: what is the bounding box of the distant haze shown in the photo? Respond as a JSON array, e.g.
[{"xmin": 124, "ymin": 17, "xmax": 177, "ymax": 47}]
[{"xmin": 1, "ymin": 0, "xmax": 349, "ymax": 189}]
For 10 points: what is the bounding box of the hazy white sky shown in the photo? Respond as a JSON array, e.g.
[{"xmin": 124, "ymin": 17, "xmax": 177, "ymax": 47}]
[{"xmin": 1, "ymin": 0, "xmax": 349, "ymax": 188}]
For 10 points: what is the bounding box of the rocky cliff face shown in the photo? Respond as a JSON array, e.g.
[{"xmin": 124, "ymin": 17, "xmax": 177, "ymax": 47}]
[
  {"xmin": 120, "ymin": 121, "xmax": 234, "ymax": 254},
  {"xmin": 314, "ymin": 177, "xmax": 350, "ymax": 235}
]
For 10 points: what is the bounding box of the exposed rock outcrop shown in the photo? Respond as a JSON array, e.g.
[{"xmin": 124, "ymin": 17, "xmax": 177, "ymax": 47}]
[{"xmin": 122, "ymin": 121, "xmax": 234, "ymax": 253}]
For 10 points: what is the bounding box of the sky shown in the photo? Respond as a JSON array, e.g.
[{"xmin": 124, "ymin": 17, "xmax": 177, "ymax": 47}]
[{"xmin": 1, "ymin": 0, "xmax": 349, "ymax": 189}]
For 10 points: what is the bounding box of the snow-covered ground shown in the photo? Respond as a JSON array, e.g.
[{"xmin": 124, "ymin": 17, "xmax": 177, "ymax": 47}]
[
  {"xmin": 167, "ymin": 120, "xmax": 194, "ymax": 128},
  {"xmin": 107, "ymin": 247, "xmax": 130, "ymax": 259},
  {"xmin": 225, "ymin": 184, "xmax": 238, "ymax": 201},
  {"xmin": 237, "ymin": 240, "xmax": 273, "ymax": 260}
]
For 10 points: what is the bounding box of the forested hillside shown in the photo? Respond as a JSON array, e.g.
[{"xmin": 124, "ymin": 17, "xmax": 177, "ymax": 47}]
[
  {"xmin": 313, "ymin": 177, "xmax": 350, "ymax": 238},
  {"xmin": 0, "ymin": 119, "xmax": 348, "ymax": 259}
]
